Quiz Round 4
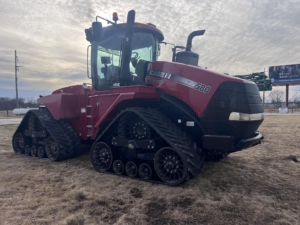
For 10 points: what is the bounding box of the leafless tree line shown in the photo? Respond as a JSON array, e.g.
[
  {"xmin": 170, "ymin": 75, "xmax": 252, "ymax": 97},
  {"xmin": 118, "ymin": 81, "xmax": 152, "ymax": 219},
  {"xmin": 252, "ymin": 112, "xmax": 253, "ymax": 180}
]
[
  {"xmin": 267, "ymin": 88, "xmax": 300, "ymax": 107},
  {"xmin": 0, "ymin": 97, "xmax": 38, "ymax": 110}
]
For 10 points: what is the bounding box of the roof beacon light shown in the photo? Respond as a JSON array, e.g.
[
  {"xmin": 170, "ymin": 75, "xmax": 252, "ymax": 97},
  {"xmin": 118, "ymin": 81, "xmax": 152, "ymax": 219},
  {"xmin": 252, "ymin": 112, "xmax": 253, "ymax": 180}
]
[{"xmin": 113, "ymin": 12, "xmax": 118, "ymax": 23}]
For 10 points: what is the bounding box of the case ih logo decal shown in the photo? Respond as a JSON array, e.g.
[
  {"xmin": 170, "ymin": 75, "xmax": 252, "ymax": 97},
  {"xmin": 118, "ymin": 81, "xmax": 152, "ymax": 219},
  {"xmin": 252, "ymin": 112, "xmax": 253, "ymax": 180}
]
[{"xmin": 149, "ymin": 70, "xmax": 211, "ymax": 94}]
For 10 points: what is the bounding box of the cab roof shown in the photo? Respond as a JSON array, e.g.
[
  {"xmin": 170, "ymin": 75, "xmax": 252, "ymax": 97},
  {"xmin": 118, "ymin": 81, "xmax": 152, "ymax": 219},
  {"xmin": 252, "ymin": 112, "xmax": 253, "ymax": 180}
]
[{"xmin": 102, "ymin": 22, "xmax": 164, "ymax": 42}]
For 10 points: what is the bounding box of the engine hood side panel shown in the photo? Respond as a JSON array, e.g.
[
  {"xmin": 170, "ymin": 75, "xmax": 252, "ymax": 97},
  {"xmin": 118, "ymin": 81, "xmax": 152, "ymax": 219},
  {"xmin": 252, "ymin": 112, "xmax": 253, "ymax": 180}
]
[{"xmin": 146, "ymin": 61, "xmax": 245, "ymax": 117}]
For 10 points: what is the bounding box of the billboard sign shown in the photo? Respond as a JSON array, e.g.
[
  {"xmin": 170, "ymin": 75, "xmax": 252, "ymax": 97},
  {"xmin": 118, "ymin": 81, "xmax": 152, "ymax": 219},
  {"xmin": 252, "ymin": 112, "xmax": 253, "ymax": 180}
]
[{"xmin": 269, "ymin": 64, "xmax": 300, "ymax": 85}]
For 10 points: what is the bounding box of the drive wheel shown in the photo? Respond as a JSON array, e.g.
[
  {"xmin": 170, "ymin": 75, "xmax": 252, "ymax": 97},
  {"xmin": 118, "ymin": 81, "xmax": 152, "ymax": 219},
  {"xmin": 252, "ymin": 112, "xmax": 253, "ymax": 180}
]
[
  {"xmin": 113, "ymin": 160, "xmax": 124, "ymax": 175},
  {"xmin": 31, "ymin": 146, "xmax": 38, "ymax": 157},
  {"xmin": 37, "ymin": 146, "xmax": 46, "ymax": 158},
  {"xmin": 45, "ymin": 137, "xmax": 61, "ymax": 161},
  {"xmin": 118, "ymin": 114, "xmax": 152, "ymax": 140},
  {"xmin": 12, "ymin": 132, "xmax": 25, "ymax": 154},
  {"xmin": 138, "ymin": 163, "xmax": 152, "ymax": 180},
  {"xmin": 91, "ymin": 142, "xmax": 113, "ymax": 172},
  {"xmin": 125, "ymin": 161, "xmax": 138, "ymax": 177},
  {"xmin": 24, "ymin": 145, "xmax": 31, "ymax": 156},
  {"xmin": 154, "ymin": 147, "xmax": 187, "ymax": 186}
]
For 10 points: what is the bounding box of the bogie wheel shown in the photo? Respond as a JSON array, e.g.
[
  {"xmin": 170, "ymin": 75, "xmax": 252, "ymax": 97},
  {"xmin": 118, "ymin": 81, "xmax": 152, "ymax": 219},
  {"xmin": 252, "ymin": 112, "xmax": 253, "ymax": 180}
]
[
  {"xmin": 154, "ymin": 147, "xmax": 188, "ymax": 186},
  {"xmin": 31, "ymin": 146, "xmax": 38, "ymax": 157},
  {"xmin": 24, "ymin": 145, "xmax": 31, "ymax": 156},
  {"xmin": 138, "ymin": 163, "xmax": 152, "ymax": 180},
  {"xmin": 91, "ymin": 142, "xmax": 113, "ymax": 172},
  {"xmin": 45, "ymin": 137, "xmax": 61, "ymax": 161},
  {"xmin": 37, "ymin": 146, "xmax": 46, "ymax": 158},
  {"xmin": 113, "ymin": 160, "xmax": 124, "ymax": 175},
  {"xmin": 12, "ymin": 132, "xmax": 25, "ymax": 154},
  {"xmin": 125, "ymin": 161, "xmax": 138, "ymax": 177}
]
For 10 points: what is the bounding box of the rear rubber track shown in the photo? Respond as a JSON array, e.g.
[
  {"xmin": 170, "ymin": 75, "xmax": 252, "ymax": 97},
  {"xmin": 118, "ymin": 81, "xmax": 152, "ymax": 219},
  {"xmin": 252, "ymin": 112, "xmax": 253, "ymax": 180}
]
[{"xmin": 13, "ymin": 108, "xmax": 81, "ymax": 161}]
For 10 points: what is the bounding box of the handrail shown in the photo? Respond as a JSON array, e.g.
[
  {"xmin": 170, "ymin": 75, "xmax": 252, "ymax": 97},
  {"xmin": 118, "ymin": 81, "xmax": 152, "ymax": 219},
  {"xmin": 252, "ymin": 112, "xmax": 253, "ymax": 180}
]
[{"xmin": 87, "ymin": 45, "xmax": 91, "ymax": 79}]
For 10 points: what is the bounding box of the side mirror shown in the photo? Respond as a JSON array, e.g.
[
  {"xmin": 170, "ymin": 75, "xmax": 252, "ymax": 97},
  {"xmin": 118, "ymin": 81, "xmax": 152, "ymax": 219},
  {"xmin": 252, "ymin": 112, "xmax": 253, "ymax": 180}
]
[
  {"xmin": 85, "ymin": 28, "xmax": 93, "ymax": 42},
  {"xmin": 92, "ymin": 21, "xmax": 102, "ymax": 42}
]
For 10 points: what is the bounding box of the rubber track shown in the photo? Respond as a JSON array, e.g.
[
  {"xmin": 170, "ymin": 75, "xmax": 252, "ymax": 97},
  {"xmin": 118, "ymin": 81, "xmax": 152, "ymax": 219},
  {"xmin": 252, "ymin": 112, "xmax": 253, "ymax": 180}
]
[
  {"xmin": 94, "ymin": 107, "xmax": 205, "ymax": 182},
  {"xmin": 24, "ymin": 109, "xmax": 80, "ymax": 161}
]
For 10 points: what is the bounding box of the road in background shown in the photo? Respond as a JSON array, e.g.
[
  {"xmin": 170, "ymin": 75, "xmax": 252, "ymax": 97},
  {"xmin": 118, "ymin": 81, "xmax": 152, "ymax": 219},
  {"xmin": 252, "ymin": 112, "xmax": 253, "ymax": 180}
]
[
  {"xmin": 0, "ymin": 118, "xmax": 22, "ymax": 125},
  {"xmin": 265, "ymin": 113, "xmax": 300, "ymax": 116}
]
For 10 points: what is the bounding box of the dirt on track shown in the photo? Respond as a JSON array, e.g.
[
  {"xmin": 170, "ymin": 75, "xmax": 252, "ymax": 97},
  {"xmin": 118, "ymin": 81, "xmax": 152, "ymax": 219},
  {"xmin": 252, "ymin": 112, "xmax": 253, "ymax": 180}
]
[{"xmin": 0, "ymin": 116, "xmax": 299, "ymax": 225}]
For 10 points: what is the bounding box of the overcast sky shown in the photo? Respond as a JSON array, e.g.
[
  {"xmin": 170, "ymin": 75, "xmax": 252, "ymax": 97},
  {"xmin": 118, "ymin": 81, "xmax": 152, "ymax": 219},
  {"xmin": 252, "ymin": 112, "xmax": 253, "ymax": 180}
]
[{"xmin": 0, "ymin": 0, "xmax": 299, "ymax": 99}]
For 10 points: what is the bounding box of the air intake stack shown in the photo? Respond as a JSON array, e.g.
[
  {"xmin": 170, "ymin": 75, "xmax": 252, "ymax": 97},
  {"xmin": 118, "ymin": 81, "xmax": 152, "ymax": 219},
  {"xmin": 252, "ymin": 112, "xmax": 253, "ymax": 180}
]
[{"xmin": 175, "ymin": 30, "xmax": 205, "ymax": 66}]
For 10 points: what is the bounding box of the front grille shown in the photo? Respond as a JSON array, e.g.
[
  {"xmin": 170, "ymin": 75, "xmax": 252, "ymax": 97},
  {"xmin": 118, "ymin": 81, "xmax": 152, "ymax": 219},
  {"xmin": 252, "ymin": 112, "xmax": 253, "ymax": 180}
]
[{"xmin": 201, "ymin": 81, "xmax": 264, "ymax": 140}]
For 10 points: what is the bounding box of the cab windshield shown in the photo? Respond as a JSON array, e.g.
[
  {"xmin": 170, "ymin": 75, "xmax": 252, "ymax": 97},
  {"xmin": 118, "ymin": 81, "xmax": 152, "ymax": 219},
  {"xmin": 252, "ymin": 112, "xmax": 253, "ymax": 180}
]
[{"xmin": 93, "ymin": 32, "xmax": 157, "ymax": 89}]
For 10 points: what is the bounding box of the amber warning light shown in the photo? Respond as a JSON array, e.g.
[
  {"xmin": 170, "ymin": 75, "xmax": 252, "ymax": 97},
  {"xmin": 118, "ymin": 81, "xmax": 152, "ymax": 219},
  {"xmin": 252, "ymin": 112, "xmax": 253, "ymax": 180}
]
[{"xmin": 113, "ymin": 12, "xmax": 118, "ymax": 23}]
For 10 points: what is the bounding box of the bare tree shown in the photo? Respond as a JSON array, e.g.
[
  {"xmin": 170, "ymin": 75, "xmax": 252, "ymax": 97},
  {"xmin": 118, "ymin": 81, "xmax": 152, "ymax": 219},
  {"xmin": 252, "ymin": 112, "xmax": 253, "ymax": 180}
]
[
  {"xmin": 268, "ymin": 90, "xmax": 284, "ymax": 107},
  {"xmin": 25, "ymin": 97, "xmax": 38, "ymax": 108},
  {"xmin": 291, "ymin": 89, "xmax": 300, "ymax": 107},
  {"xmin": 0, "ymin": 97, "xmax": 38, "ymax": 110}
]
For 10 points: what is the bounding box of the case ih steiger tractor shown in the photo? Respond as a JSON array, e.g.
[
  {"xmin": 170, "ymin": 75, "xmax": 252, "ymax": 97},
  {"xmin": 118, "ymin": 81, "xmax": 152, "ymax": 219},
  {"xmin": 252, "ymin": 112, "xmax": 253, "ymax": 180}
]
[{"xmin": 12, "ymin": 10, "xmax": 264, "ymax": 186}]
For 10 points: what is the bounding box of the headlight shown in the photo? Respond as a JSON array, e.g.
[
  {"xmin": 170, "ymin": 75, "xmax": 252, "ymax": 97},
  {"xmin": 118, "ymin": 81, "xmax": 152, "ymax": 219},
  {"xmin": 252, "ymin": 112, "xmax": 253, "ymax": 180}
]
[{"xmin": 229, "ymin": 112, "xmax": 264, "ymax": 121}]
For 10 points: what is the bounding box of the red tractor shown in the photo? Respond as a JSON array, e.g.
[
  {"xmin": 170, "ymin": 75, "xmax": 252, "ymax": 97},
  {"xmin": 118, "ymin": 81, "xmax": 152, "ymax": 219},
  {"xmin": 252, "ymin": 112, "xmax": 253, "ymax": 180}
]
[{"xmin": 12, "ymin": 10, "xmax": 264, "ymax": 186}]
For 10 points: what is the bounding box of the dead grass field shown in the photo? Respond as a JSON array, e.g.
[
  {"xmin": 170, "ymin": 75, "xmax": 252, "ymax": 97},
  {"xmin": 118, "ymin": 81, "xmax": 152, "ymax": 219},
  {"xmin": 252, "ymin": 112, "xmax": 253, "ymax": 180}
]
[{"xmin": 0, "ymin": 116, "xmax": 299, "ymax": 225}]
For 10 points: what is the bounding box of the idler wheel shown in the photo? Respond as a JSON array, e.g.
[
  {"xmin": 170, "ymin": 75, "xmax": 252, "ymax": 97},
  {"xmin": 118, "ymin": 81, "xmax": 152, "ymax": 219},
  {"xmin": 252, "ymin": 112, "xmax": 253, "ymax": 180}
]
[
  {"xmin": 31, "ymin": 146, "xmax": 38, "ymax": 157},
  {"xmin": 154, "ymin": 147, "xmax": 187, "ymax": 186},
  {"xmin": 113, "ymin": 160, "xmax": 124, "ymax": 175},
  {"xmin": 24, "ymin": 145, "xmax": 31, "ymax": 156},
  {"xmin": 138, "ymin": 163, "xmax": 152, "ymax": 180},
  {"xmin": 37, "ymin": 146, "xmax": 46, "ymax": 158},
  {"xmin": 12, "ymin": 132, "xmax": 25, "ymax": 154},
  {"xmin": 91, "ymin": 142, "xmax": 113, "ymax": 172},
  {"xmin": 125, "ymin": 161, "xmax": 138, "ymax": 177}
]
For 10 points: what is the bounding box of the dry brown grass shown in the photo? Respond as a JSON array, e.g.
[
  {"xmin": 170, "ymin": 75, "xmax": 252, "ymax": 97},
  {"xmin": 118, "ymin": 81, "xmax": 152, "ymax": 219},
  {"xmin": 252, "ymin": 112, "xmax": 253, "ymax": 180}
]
[{"xmin": 0, "ymin": 116, "xmax": 299, "ymax": 225}]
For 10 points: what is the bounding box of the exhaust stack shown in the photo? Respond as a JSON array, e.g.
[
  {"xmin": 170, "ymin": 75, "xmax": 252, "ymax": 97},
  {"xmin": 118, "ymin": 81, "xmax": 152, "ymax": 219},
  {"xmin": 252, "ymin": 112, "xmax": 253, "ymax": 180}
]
[
  {"xmin": 120, "ymin": 10, "xmax": 135, "ymax": 85},
  {"xmin": 175, "ymin": 30, "xmax": 205, "ymax": 66}
]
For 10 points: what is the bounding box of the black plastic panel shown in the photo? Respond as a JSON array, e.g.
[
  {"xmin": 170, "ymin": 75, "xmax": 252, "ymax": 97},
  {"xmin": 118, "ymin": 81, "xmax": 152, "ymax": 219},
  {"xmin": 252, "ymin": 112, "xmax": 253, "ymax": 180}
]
[{"xmin": 201, "ymin": 81, "xmax": 264, "ymax": 140}]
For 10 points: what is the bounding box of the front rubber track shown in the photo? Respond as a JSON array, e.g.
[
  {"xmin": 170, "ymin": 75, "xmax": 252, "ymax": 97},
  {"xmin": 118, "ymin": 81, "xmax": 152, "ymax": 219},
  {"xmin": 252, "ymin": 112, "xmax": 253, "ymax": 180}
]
[{"xmin": 91, "ymin": 107, "xmax": 205, "ymax": 186}]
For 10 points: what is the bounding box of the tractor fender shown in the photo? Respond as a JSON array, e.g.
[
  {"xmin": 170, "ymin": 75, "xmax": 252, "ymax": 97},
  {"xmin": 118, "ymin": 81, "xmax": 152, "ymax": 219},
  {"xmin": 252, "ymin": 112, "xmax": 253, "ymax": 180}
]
[{"xmin": 37, "ymin": 93, "xmax": 80, "ymax": 120}]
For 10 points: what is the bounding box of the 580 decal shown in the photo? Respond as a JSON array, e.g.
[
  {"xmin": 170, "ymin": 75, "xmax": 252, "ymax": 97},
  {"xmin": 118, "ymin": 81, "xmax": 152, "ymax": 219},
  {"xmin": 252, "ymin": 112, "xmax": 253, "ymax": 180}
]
[
  {"xmin": 194, "ymin": 83, "xmax": 211, "ymax": 93},
  {"xmin": 148, "ymin": 70, "xmax": 211, "ymax": 94}
]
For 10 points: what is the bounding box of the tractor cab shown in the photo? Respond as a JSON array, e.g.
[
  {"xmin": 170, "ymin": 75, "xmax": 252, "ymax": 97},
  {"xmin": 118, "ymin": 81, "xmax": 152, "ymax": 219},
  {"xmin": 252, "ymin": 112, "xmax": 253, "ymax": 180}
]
[{"xmin": 85, "ymin": 12, "xmax": 164, "ymax": 90}]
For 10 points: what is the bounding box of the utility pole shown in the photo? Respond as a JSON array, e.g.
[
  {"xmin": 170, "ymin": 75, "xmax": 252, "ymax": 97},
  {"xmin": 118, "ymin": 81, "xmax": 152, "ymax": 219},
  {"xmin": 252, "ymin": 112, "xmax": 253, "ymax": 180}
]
[
  {"xmin": 263, "ymin": 68, "xmax": 265, "ymax": 107},
  {"xmin": 15, "ymin": 50, "xmax": 19, "ymax": 108},
  {"xmin": 14, "ymin": 50, "xmax": 23, "ymax": 108}
]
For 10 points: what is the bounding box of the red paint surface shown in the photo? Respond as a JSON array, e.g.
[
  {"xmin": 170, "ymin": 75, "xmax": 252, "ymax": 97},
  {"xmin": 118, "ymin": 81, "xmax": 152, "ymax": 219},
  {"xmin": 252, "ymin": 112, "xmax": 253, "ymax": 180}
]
[
  {"xmin": 37, "ymin": 93, "xmax": 79, "ymax": 120},
  {"xmin": 146, "ymin": 61, "xmax": 246, "ymax": 117},
  {"xmin": 38, "ymin": 84, "xmax": 159, "ymax": 140},
  {"xmin": 37, "ymin": 62, "xmax": 252, "ymax": 141}
]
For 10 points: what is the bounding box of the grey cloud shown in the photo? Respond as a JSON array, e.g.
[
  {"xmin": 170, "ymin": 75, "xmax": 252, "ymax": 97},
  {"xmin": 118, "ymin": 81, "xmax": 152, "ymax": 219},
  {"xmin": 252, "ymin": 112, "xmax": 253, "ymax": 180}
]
[{"xmin": 0, "ymin": 0, "xmax": 299, "ymax": 98}]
